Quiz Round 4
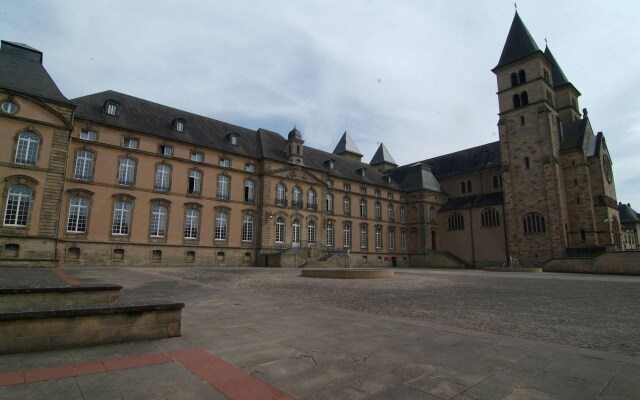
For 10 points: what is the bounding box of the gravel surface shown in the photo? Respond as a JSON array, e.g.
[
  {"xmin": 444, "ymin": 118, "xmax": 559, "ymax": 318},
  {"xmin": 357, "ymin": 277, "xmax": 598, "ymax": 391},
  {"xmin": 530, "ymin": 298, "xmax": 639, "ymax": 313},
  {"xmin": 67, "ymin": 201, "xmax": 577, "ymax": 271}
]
[{"xmin": 160, "ymin": 268, "xmax": 640, "ymax": 356}]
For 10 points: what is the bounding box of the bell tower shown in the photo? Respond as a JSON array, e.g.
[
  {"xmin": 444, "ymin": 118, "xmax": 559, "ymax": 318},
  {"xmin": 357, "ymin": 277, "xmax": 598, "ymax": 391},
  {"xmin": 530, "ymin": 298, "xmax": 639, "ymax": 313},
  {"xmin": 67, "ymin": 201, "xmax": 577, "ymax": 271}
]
[{"xmin": 493, "ymin": 12, "xmax": 569, "ymax": 263}]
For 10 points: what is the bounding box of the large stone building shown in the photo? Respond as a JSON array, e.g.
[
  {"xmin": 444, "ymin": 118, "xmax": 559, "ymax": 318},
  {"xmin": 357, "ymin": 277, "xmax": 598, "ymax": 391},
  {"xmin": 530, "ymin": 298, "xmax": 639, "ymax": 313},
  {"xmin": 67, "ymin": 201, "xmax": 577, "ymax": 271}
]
[{"xmin": 0, "ymin": 13, "xmax": 632, "ymax": 268}]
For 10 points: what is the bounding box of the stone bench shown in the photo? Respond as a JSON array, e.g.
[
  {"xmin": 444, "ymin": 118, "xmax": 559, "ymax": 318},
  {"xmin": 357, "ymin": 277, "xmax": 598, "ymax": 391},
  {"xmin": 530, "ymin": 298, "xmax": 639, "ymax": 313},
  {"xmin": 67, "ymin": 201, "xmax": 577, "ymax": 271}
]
[
  {"xmin": 0, "ymin": 285, "xmax": 122, "ymax": 309},
  {"xmin": 0, "ymin": 302, "xmax": 184, "ymax": 354}
]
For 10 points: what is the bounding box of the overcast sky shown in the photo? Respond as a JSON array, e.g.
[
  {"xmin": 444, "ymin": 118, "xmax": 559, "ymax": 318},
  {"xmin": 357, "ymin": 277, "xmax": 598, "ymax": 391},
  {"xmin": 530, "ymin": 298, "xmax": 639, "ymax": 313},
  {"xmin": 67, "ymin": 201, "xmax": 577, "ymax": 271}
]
[{"xmin": 3, "ymin": 1, "xmax": 639, "ymax": 207}]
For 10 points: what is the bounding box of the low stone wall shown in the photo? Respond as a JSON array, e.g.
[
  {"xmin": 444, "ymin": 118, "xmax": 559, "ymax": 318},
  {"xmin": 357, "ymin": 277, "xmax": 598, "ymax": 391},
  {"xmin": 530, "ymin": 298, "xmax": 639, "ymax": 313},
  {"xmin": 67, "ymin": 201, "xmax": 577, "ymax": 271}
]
[
  {"xmin": 301, "ymin": 268, "xmax": 394, "ymax": 279},
  {"xmin": 0, "ymin": 285, "xmax": 121, "ymax": 309},
  {"xmin": 0, "ymin": 302, "xmax": 184, "ymax": 354},
  {"xmin": 545, "ymin": 251, "xmax": 640, "ymax": 275}
]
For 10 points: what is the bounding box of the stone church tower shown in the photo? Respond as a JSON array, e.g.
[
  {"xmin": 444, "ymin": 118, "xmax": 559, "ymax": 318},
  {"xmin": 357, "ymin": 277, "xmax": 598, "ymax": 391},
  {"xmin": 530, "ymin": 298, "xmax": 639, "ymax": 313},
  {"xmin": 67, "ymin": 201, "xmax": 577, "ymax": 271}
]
[{"xmin": 493, "ymin": 12, "xmax": 570, "ymax": 261}]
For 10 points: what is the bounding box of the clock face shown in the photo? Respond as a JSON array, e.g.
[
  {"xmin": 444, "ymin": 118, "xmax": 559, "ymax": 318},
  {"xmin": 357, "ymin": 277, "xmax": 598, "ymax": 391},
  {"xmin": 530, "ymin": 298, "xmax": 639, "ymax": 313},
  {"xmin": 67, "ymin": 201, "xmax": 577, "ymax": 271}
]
[{"xmin": 603, "ymin": 155, "xmax": 613, "ymax": 183}]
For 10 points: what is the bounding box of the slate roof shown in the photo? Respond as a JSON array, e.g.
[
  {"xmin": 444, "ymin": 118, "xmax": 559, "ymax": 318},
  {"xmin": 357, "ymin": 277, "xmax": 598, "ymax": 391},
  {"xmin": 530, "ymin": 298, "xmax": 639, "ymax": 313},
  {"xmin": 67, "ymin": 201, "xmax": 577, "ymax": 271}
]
[
  {"xmin": 370, "ymin": 143, "xmax": 397, "ymax": 166},
  {"xmin": 543, "ymin": 46, "xmax": 569, "ymax": 87},
  {"xmin": 287, "ymin": 126, "xmax": 302, "ymax": 141},
  {"xmin": 333, "ymin": 131, "xmax": 363, "ymax": 156},
  {"xmin": 0, "ymin": 41, "xmax": 72, "ymax": 105},
  {"xmin": 387, "ymin": 163, "xmax": 440, "ymax": 192},
  {"xmin": 438, "ymin": 192, "xmax": 504, "ymax": 212},
  {"xmin": 414, "ymin": 141, "xmax": 501, "ymax": 179},
  {"xmin": 618, "ymin": 203, "xmax": 640, "ymax": 223},
  {"xmin": 560, "ymin": 118, "xmax": 588, "ymax": 151},
  {"xmin": 494, "ymin": 12, "xmax": 541, "ymax": 71}
]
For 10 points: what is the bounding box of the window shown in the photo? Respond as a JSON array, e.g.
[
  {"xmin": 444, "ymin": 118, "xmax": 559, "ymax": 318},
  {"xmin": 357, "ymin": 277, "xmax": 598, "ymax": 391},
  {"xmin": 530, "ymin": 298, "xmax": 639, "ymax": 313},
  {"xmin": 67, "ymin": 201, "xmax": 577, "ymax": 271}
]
[
  {"xmin": 400, "ymin": 206, "xmax": 406, "ymax": 223},
  {"xmin": 343, "ymin": 183, "xmax": 351, "ymax": 192},
  {"xmin": 4, "ymin": 185, "xmax": 32, "ymax": 226},
  {"xmin": 513, "ymin": 94, "xmax": 521, "ymax": 108},
  {"xmin": 492, "ymin": 175, "xmax": 503, "ymax": 189},
  {"xmin": 523, "ymin": 213, "xmax": 546, "ymax": 234},
  {"xmin": 401, "ymin": 229, "xmax": 407, "ymax": 251},
  {"xmin": 359, "ymin": 199, "xmax": 367, "ymax": 218},
  {"xmin": 580, "ymin": 229, "xmax": 586, "ymax": 242},
  {"xmin": 15, "ymin": 131, "xmax": 39, "ymax": 165},
  {"xmin": 292, "ymin": 187, "xmax": 302, "ymax": 208},
  {"xmin": 326, "ymin": 223, "xmax": 334, "ymax": 247},
  {"xmin": 481, "ymin": 208, "xmax": 500, "ymax": 227},
  {"xmin": 308, "ymin": 220, "xmax": 316, "ymax": 245},
  {"xmin": 343, "ymin": 196, "xmax": 351, "ymax": 215},
  {"xmin": 159, "ymin": 145, "xmax": 173, "ymax": 156},
  {"xmin": 343, "ymin": 224, "xmax": 352, "ymax": 248},
  {"xmin": 360, "ymin": 225, "xmax": 368, "ymax": 248},
  {"xmin": 326, "ymin": 193, "xmax": 333, "ymax": 213},
  {"xmin": 357, "ymin": 168, "xmax": 366, "ymax": 177},
  {"xmin": 307, "ymin": 189, "xmax": 317, "ymax": 210},
  {"xmin": 326, "ymin": 179, "xmax": 333, "ymax": 188},
  {"xmin": 521, "ymin": 115, "xmax": 525, "ymax": 126},
  {"xmin": 190, "ymin": 152, "xmax": 203, "ymax": 162},
  {"xmin": 118, "ymin": 157, "xmax": 136, "ymax": 185},
  {"xmin": 387, "ymin": 192, "xmax": 394, "ymax": 200},
  {"xmin": 173, "ymin": 119, "xmax": 185, "ymax": 132},
  {"xmin": 360, "ymin": 186, "xmax": 367, "ymax": 195},
  {"xmin": 1, "ymin": 101, "xmax": 18, "ymax": 114},
  {"xmin": 152, "ymin": 250, "xmax": 162, "ymax": 261},
  {"xmin": 80, "ymin": 129, "xmax": 97, "ymax": 141},
  {"xmin": 510, "ymin": 72, "xmax": 518, "ymax": 87},
  {"xmin": 217, "ymin": 175, "xmax": 230, "ymax": 199},
  {"xmin": 518, "ymin": 69, "xmax": 526, "ymax": 84},
  {"xmin": 184, "ymin": 208, "xmax": 199, "ymax": 239},
  {"xmin": 543, "ymin": 69, "xmax": 550, "ymax": 82},
  {"xmin": 105, "ymin": 102, "xmax": 118, "ymax": 115},
  {"xmin": 154, "ymin": 164, "xmax": 171, "ymax": 191},
  {"xmin": 461, "ymin": 181, "xmax": 466, "ymax": 194},
  {"xmin": 521, "ymin": 91, "xmax": 529, "ymax": 106},
  {"xmin": 244, "ymin": 180, "xmax": 254, "ymax": 203},
  {"xmin": 375, "ymin": 190, "xmax": 381, "ymax": 197},
  {"xmin": 275, "ymin": 217, "xmax": 285, "ymax": 243},
  {"xmin": 388, "ymin": 228, "xmax": 396, "ymax": 250},
  {"xmin": 245, "ymin": 163, "xmax": 255, "ymax": 172},
  {"xmin": 74, "ymin": 150, "xmax": 94, "ymax": 181},
  {"xmin": 150, "ymin": 205, "xmax": 168, "ymax": 237},
  {"xmin": 123, "ymin": 138, "xmax": 138, "ymax": 149},
  {"xmin": 242, "ymin": 215, "xmax": 254, "ymax": 242},
  {"xmin": 448, "ymin": 212, "xmax": 464, "ymax": 230},
  {"xmin": 226, "ymin": 133, "xmax": 239, "ymax": 145},
  {"xmin": 276, "ymin": 184, "xmax": 286, "ymax": 205},
  {"xmin": 111, "ymin": 201, "xmax": 131, "ymax": 235},
  {"xmin": 215, "ymin": 210, "xmax": 228, "ymax": 240},
  {"xmin": 374, "ymin": 202, "xmax": 381, "ymax": 219},
  {"xmin": 429, "ymin": 207, "xmax": 436, "ymax": 223},
  {"xmin": 375, "ymin": 226, "xmax": 382, "ymax": 249},
  {"xmin": 292, "ymin": 219, "xmax": 301, "ymax": 246},
  {"xmin": 328, "ymin": 160, "xmax": 335, "ymax": 170},
  {"xmin": 219, "ymin": 158, "xmax": 230, "ymax": 168},
  {"xmin": 524, "ymin": 157, "xmax": 530, "ymax": 169},
  {"xmin": 388, "ymin": 204, "xmax": 395, "ymax": 222},
  {"xmin": 67, "ymin": 197, "xmax": 89, "ymax": 233},
  {"xmin": 188, "ymin": 169, "xmax": 202, "ymax": 195}
]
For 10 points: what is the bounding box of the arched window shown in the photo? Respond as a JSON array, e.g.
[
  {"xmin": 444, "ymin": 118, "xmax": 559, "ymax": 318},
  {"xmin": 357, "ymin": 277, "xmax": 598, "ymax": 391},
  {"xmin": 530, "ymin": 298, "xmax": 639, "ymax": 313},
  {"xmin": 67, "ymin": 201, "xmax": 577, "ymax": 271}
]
[
  {"xmin": 307, "ymin": 189, "xmax": 317, "ymax": 210},
  {"xmin": 343, "ymin": 196, "xmax": 351, "ymax": 215},
  {"xmin": 155, "ymin": 164, "xmax": 171, "ymax": 191},
  {"xmin": 292, "ymin": 219, "xmax": 301, "ymax": 245},
  {"xmin": 217, "ymin": 175, "xmax": 230, "ymax": 199},
  {"xmin": 15, "ymin": 131, "xmax": 40, "ymax": 165},
  {"xmin": 244, "ymin": 179, "xmax": 254, "ymax": 203},
  {"xmin": 448, "ymin": 212, "xmax": 464, "ymax": 230},
  {"xmin": 275, "ymin": 217, "xmax": 285, "ymax": 243},
  {"xmin": 215, "ymin": 210, "xmax": 228, "ymax": 240},
  {"xmin": 521, "ymin": 91, "xmax": 529, "ymax": 106},
  {"xmin": 481, "ymin": 208, "xmax": 500, "ymax": 227},
  {"xmin": 292, "ymin": 187, "xmax": 302, "ymax": 208},
  {"xmin": 360, "ymin": 224, "xmax": 368, "ymax": 248},
  {"xmin": 388, "ymin": 204, "xmax": 395, "ymax": 222},
  {"xmin": 513, "ymin": 94, "xmax": 521, "ymax": 109},
  {"xmin": 276, "ymin": 183, "xmax": 286, "ymax": 205},
  {"xmin": 150, "ymin": 204, "xmax": 168, "ymax": 237},
  {"xmin": 326, "ymin": 193, "xmax": 333, "ymax": 213},
  {"xmin": 242, "ymin": 215, "xmax": 254, "ymax": 242},
  {"xmin": 307, "ymin": 220, "xmax": 316, "ymax": 245},
  {"xmin": 375, "ymin": 201, "xmax": 382, "ymax": 219},
  {"xmin": 184, "ymin": 208, "xmax": 200, "ymax": 239},
  {"xmin": 118, "ymin": 157, "xmax": 136, "ymax": 186},
  {"xmin": 359, "ymin": 199, "xmax": 367, "ymax": 217},
  {"xmin": 4, "ymin": 185, "xmax": 32, "ymax": 226},
  {"xmin": 523, "ymin": 213, "xmax": 546, "ymax": 234},
  {"xmin": 510, "ymin": 72, "xmax": 518, "ymax": 87},
  {"xmin": 188, "ymin": 170, "xmax": 202, "ymax": 195},
  {"xmin": 492, "ymin": 175, "xmax": 503, "ymax": 189},
  {"xmin": 326, "ymin": 223, "xmax": 334, "ymax": 247},
  {"xmin": 429, "ymin": 207, "xmax": 436, "ymax": 223},
  {"xmin": 74, "ymin": 150, "xmax": 94, "ymax": 181},
  {"xmin": 518, "ymin": 69, "xmax": 526, "ymax": 84},
  {"xmin": 67, "ymin": 197, "xmax": 89, "ymax": 233},
  {"xmin": 111, "ymin": 201, "xmax": 131, "ymax": 235}
]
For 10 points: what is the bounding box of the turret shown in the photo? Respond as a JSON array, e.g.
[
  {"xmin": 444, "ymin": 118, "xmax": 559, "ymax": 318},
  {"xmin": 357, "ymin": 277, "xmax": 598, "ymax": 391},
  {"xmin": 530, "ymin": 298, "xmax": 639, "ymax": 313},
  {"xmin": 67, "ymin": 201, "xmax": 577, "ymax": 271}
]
[{"xmin": 286, "ymin": 126, "xmax": 304, "ymax": 164}]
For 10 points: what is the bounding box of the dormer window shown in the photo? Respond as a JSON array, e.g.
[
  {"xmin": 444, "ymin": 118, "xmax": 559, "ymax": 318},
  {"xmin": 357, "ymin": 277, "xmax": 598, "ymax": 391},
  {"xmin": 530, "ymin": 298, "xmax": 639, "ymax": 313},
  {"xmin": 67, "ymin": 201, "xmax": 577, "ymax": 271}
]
[
  {"xmin": 226, "ymin": 133, "xmax": 239, "ymax": 145},
  {"xmin": 357, "ymin": 168, "xmax": 366, "ymax": 177},
  {"xmin": 383, "ymin": 175, "xmax": 392, "ymax": 183},
  {"xmin": 104, "ymin": 100, "xmax": 119, "ymax": 116},
  {"xmin": 323, "ymin": 159, "xmax": 336, "ymax": 170},
  {"xmin": 1, "ymin": 100, "xmax": 18, "ymax": 114},
  {"xmin": 173, "ymin": 118, "xmax": 185, "ymax": 132}
]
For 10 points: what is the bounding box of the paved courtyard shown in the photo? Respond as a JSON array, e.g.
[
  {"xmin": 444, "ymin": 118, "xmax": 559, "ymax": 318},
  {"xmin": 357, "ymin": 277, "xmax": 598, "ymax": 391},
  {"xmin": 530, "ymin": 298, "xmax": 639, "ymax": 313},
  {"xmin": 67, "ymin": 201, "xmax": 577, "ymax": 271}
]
[{"xmin": 1, "ymin": 267, "xmax": 639, "ymax": 399}]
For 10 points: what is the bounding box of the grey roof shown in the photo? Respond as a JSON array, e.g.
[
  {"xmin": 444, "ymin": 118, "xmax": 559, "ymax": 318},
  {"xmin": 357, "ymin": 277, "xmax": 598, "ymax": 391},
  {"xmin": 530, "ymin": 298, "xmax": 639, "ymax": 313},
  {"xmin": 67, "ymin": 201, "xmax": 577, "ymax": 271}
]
[
  {"xmin": 287, "ymin": 126, "xmax": 302, "ymax": 141},
  {"xmin": 388, "ymin": 163, "xmax": 440, "ymax": 192},
  {"xmin": 619, "ymin": 203, "xmax": 640, "ymax": 223},
  {"xmin": 493, "ymin": 12, "xmax": 541, "ymax": 71},
  {"xmin": 370, "ymin": 143, "xmax": 397, "ymax": 166},
  {"xmin": 560, "ymin": 118, "xmax": 589, "ymax": 151},
  {"xmin": 0, "ymin": 40, "xmax": 72, "ymax": 105},
  {"xmin": 543, "ymin": 46, "xmax": 570, "ymax": 87},
  {"xmin": 333, "ymin": 131, "xmax": 363, "ymax": 156},
  {"xmin": 414, "ymin": 141, "xmax": 501, "ymax": 179},
  {"xmin": 438, "ymin": 192, "xmax": 504, "ymax": 213},
  {"xmin": 73, "ymin": 90, "xmax": 262, "ymax": 158}
]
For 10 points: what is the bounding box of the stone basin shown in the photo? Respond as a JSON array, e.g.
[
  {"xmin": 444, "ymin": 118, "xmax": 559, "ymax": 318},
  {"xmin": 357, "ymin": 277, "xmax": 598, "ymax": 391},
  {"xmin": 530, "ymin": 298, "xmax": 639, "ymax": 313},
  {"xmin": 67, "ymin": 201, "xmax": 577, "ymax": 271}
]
[{"xmin": 301, "ymin": 268, "xmax": 394, "ymax": 279}]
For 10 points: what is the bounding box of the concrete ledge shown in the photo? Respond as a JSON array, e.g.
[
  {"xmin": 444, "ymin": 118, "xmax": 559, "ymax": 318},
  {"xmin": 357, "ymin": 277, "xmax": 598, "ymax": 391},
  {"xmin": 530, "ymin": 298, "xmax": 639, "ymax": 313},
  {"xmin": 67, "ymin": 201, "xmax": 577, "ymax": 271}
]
[
  {"xmin": 483, "ymin": 267, "xmax": 542, "ymax": 273},
  {"xmin": 301, "ymin": 268, "xmax": 394, "ymax": 279},
  {"xmin": 0, "ymin": 302, "xmax": 184, "ymax": 354},
  {"xmin": 0, "ymin": 285, "xmax": 122, "ymax": 309}
]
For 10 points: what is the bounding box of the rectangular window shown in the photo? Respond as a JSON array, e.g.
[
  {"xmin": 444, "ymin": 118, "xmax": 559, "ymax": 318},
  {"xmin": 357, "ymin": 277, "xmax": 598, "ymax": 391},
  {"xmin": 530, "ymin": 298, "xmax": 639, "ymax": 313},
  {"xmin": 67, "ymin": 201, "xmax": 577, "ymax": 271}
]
[
  {"xmin": 326, "ymin": 194, "xmax": 333, "ymax": 213},
  {"xmin": 343, "ymin": 197, "xmax": 351, "ymax": 215},
  {"xmin": 112, "ymin": 201, "xmax": 131, "ymax": 235},
  {"xmin": 401, "ymin": 230, "xmax": 407, "ymax": 251},
  {"xmin": 343, "ymin": 224, "xmax": 351, "ymax": 248},
  {"xmin": 343, "ymin": 183, "xmax": 351, "ymax": 192},
  {"xmin": 150, "ymin": 205, "xmax": 168, "ymax": 237},
  {"xmin": 188, "ymin": 170, "xmax": 201, "ymax": 195},
  {"xmin": 389, "ymin": 229, "xmax": 395, "ymax": 250},
  {"xmin": 190, "ymin": 152, "xmax": 203, "ymax": 162},
  {"xmin": 66, "ymin": 197, "xmax": 89, "ymax": 233},
  {"xmin": 217, "ymin": 175, "xmax": 230, "ymax": 199},
  {"xmin": 123, "ymin": 138, "xmax": 138, "ymax": 149},
  {"xmin": 375, "ymin": 226, "xmax": 382, "ymax": 249},
  {"xmin": 387, "ymin": 192, "xmax": 394, "ymax": 200},
  {"xmin": 106, "ymin": 103, "xmax": 117, "ymax": 115},
  {"xmin": 326, "ymin": 180, "xmax": 333, "ymax": 188},
  {"xmin": 242, "ymin": 215, "xmax": 254, "ymax": 242},
  {"xmin": 244, "ymin": 180, "xmax": 254, "ymax": 203},
  {"xmin": 326, "ymin": 224, "xmax": 334, "ymax": 247},
  {"xmin": 118, "ymin": 158, "xmax": 135, "ymax": 186},
  {"xmin": 245, "ymin": 163, "xmax": 256, "ymax": 172},
  {"xmin": 219, "ymin": 158, "xmax": 230, "ymax": 168},
  {"xmin": 375, "ymin": 190, "xmax": 381, "ymax": 197},
  {"xmin": 154, "ymin": 164, "xmax": 170, "ymax": 191},
  {"xmin": 215, "ymin": 211, "xmax": 228, "ymax": 240},
  {"xmin": 400, "ymin": 206, "xmax": 406, "ymax": 223},
  {"xmin": 74, "ymin": 150, "xmax": 94, "ymax": 181},
  {"xmin": 184, "ymin": 209, "xmax": 199, "ymax": 239},
  {"xmin": 360, "ymin": 186, "xmax": 367, "ymax": 195},
  {"xmin": 80, "ymin": 129, "xmax": 97, "ymax": 141},
  {"xmin": 159, "ymin": 145, "xmax": 173, "ymax": 156},
  {"xmin": 360, "ymin": 226, "xmax": 367, "ymax": 249}
]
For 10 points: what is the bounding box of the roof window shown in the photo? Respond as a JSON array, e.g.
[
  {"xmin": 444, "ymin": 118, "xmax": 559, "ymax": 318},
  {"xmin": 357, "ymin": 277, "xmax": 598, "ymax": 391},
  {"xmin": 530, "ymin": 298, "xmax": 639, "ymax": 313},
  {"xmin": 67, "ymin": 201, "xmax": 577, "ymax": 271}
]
[
  {"xmin": 173, "ymin": 118, "xmax": 186, "ymax": 132},
  {"xmin": 104, "ymin": 100, "xmax": 119, "ymax": 116},
  {"xmin": 226, "ymin": 133, "xmax": 239, "ymax": 145}
]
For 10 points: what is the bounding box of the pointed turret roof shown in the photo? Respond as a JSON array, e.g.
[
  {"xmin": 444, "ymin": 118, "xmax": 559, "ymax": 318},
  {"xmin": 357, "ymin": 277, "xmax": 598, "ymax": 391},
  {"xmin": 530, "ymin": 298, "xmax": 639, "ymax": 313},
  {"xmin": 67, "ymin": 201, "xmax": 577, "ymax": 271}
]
[
  {"xmin": 287, "ymin": 126, "xmax": 302, "ymax": 141},
  {"xmin": 493, "ymin": 12, "xmax": 541, "ymax": 71},
  {"xmin": 543, "ymin": 46, "xmax": 570, "ymax": 87},
  {"xmin": 333, "ymin": 131, "xmax": 362, "ymax": 156},
  {"xmin": 370, "ymin": 143, "xmax": 397, "ymax": 166}
]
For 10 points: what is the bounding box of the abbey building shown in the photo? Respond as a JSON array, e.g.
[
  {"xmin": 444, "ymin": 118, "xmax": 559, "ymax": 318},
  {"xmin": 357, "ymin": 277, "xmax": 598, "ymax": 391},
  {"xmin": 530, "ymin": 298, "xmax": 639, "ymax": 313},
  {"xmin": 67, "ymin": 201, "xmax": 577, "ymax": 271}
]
[{"xmin": 0, "ymin": 13, "xmax": 634, "ymax": 268}]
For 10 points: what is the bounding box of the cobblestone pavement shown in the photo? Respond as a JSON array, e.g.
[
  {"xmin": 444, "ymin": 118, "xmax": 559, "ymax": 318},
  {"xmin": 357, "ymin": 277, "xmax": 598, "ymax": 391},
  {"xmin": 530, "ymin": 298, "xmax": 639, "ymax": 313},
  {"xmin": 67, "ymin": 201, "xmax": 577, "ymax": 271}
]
[{"xmin": 158, "ymin": 268, "xmax": 640, "ymax": 356}]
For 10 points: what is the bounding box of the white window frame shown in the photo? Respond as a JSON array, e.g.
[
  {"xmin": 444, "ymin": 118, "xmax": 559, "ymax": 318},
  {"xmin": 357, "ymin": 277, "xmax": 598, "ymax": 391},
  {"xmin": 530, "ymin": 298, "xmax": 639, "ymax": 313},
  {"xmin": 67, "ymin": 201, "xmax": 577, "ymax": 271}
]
[
  {"xmin": 3, "ymin": 185, "xmax": 31, "ymax": 227},
  {"xmin": 67, "ymin": 197, "xmax": 89, "ymax": 233},
  {"xmin": 74, "ymin": 150, "xmax": 94, "ymax": 181},
  {"xmin": 15, "ymin": 131, "xmax": 39, "ymax": 166}
]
